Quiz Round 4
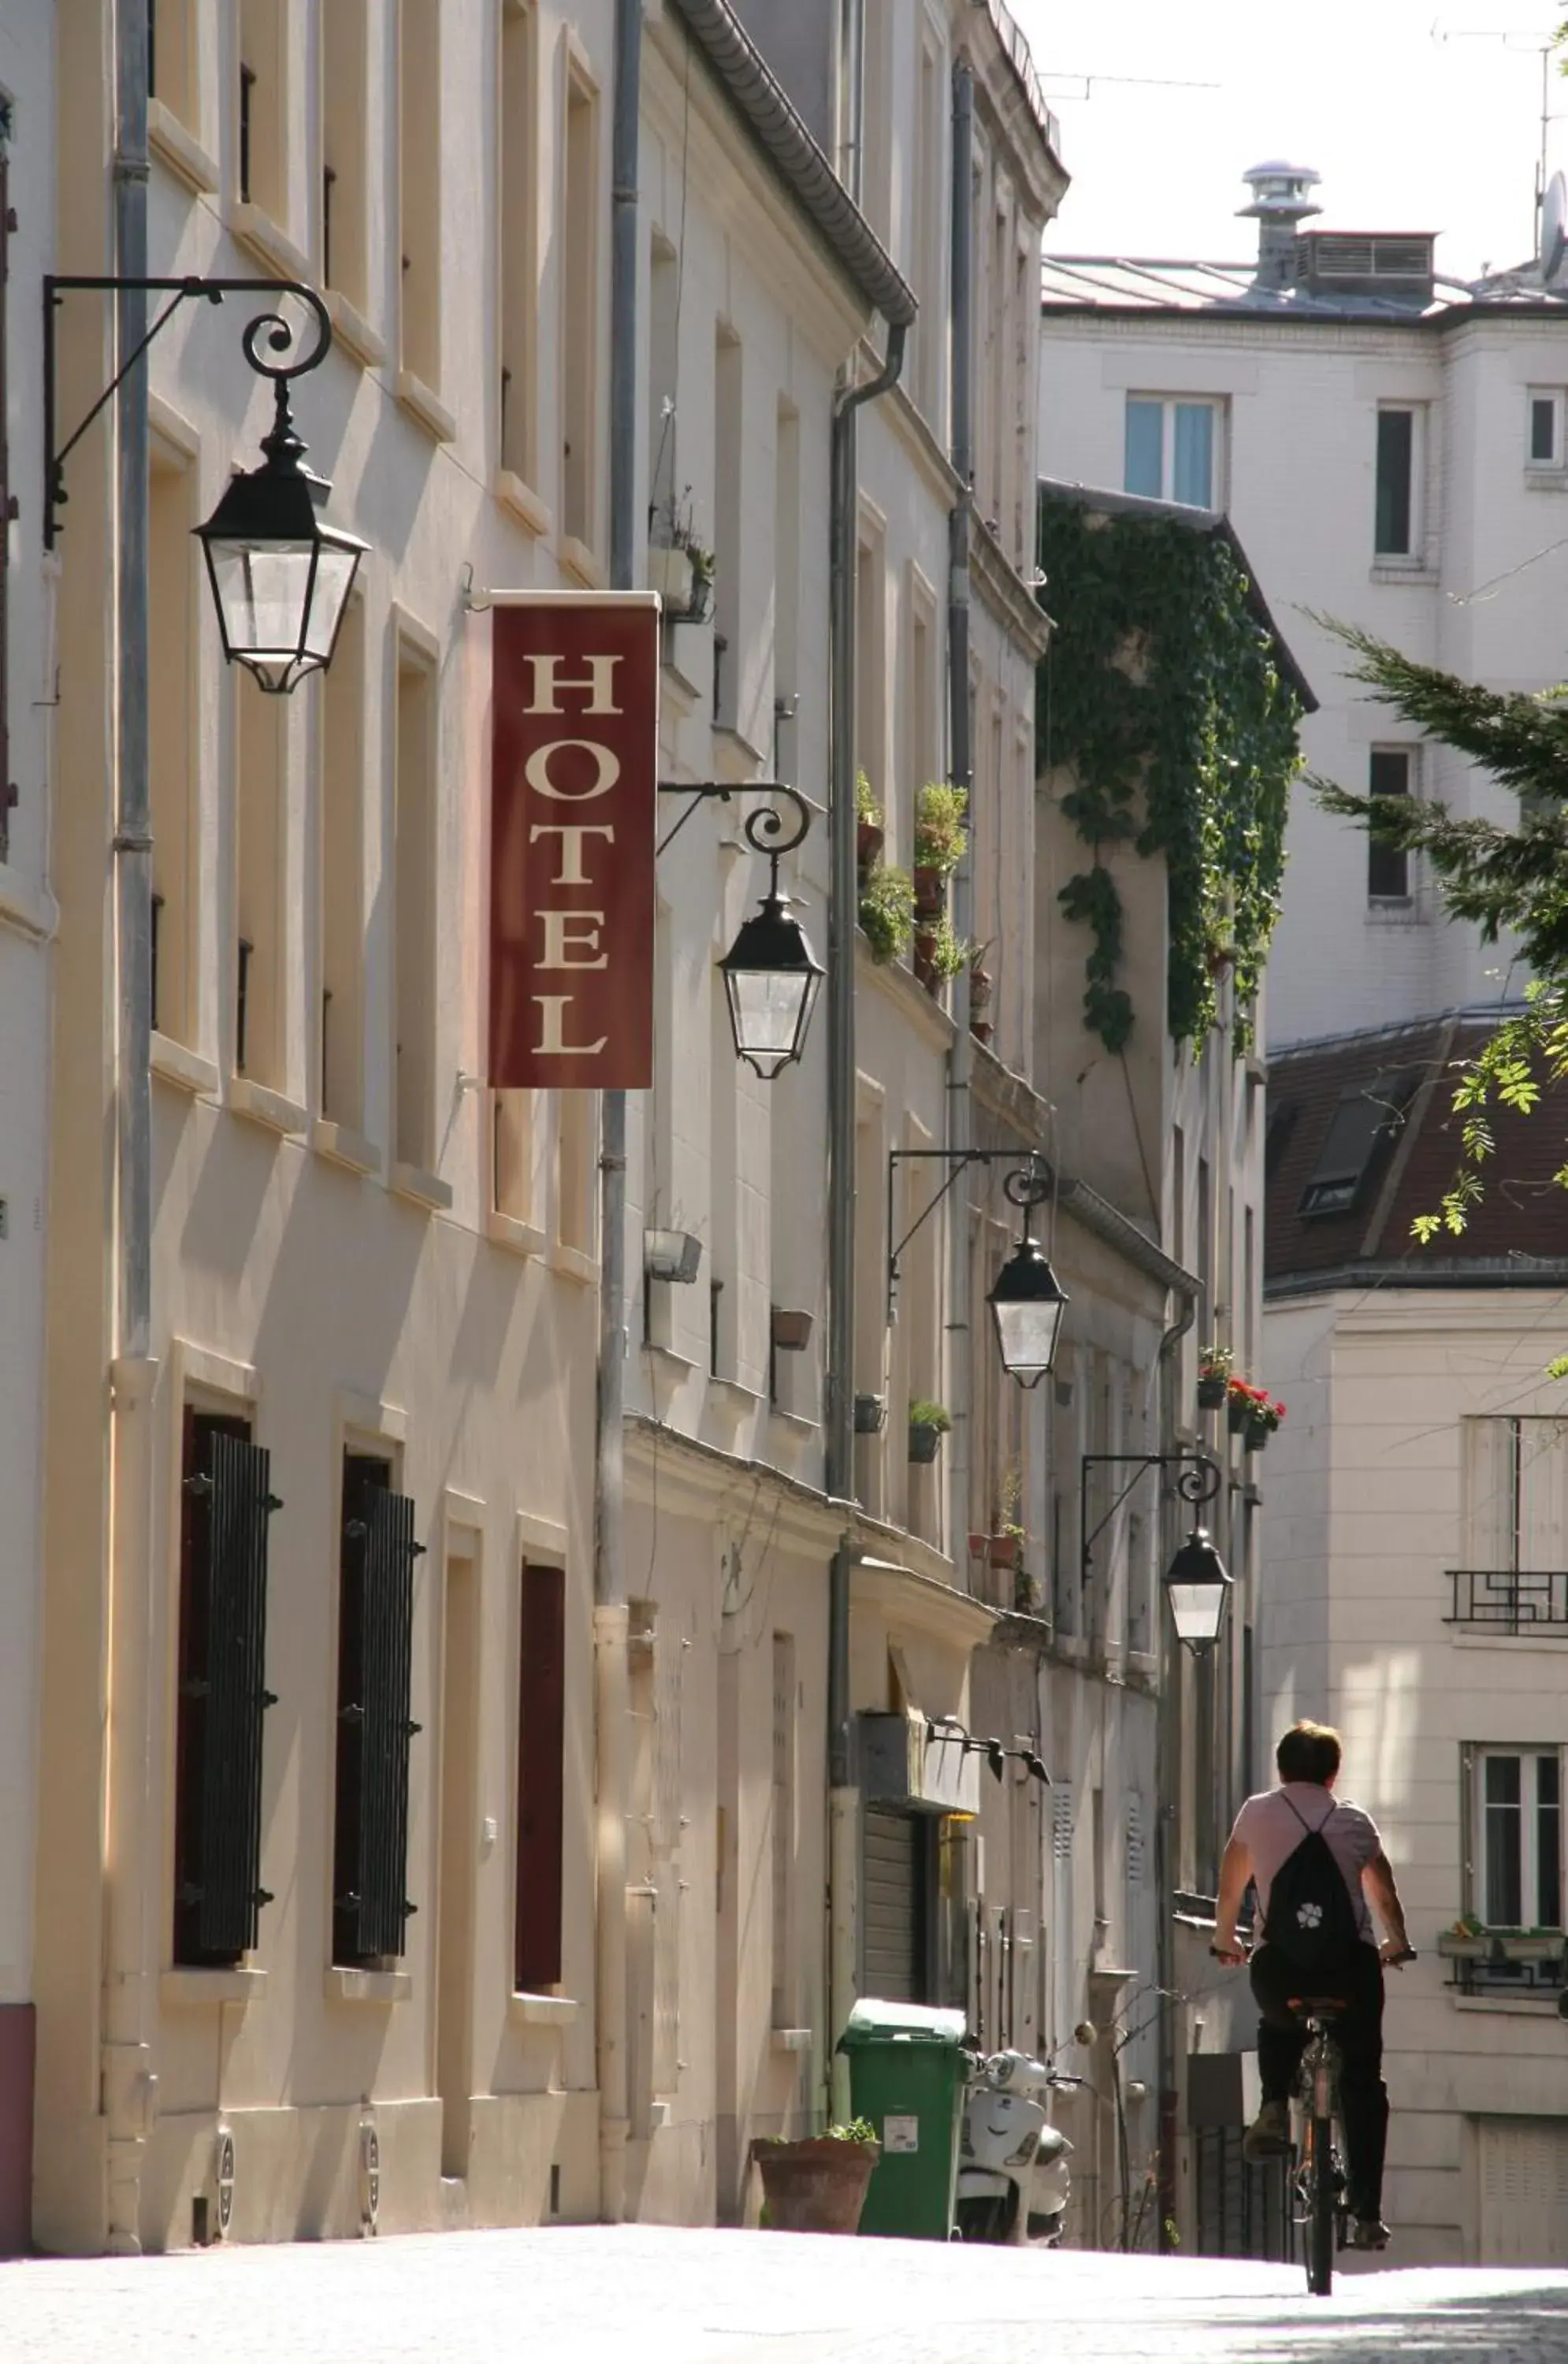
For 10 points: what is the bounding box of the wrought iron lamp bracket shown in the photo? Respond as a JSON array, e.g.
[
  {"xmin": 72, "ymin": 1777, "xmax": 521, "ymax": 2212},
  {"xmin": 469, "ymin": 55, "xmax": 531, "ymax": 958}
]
[
  {"xmin": 655, "ymin": 778, "xmax": 812, "ymax": 868},
  {"xmin": 43, "ymin": 273, "xmax": 333, "ymax": 549},
  {"xmin": 886, "ymin": 1147, "xmax": 1051, "ymax": 1323},
  {"xmin": 1079, "ymin": 1450, "xmax": 1222, "ymax": 1584}
]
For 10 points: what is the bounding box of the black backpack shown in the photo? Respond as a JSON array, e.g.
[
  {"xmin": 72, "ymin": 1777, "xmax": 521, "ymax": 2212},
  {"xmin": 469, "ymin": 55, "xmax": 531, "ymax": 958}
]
[{"xmin": 1261, "ymin": 1796, "xmax": 1362, "ymax": 1976}]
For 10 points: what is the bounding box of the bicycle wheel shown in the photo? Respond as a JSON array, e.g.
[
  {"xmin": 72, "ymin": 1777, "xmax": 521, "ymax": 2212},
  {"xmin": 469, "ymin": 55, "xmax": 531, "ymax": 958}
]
[{"xmin": 1306, "ymin": 2114, "xmax": 1335, "ymax": 2296}]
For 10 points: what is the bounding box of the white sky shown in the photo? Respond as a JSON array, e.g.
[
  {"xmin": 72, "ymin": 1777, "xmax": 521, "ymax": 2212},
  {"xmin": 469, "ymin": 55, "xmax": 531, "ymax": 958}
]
[{"xmin": 1007, "ymin": 0, "xmax": 1565, "ymax": 282}]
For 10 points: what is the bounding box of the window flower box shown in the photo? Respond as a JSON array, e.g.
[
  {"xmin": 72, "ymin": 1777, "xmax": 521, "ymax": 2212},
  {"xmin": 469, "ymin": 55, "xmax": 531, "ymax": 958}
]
[
  {"xmin": 1435, "ymin": 1927, "xmax": 1488, "ymax": 1963},
  {"xmin": 1495, "ymin": 1931, "xmax": 1564, "ymax": 1964}
]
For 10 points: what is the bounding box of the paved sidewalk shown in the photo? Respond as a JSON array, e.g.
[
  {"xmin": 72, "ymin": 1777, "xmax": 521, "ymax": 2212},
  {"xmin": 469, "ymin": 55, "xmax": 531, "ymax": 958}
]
[{"xmin": 4, "ymin": 2226, "xmax": 1568, "ymax": 2362}]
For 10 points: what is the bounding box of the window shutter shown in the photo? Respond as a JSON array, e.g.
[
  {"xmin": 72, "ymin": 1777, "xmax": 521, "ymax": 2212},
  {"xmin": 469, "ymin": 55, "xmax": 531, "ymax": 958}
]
[
  {"xmin": 336, "ymin": 1463, "xmax": 423, "ymax": 1961},
  {"xmin": 0, "ymin": 109, "xmax": 13, "ymax": 862},
  {"xmin": 175, "ymin": 1420, "xmax": 280, "ymax": 1961},
  {"xmin": 515, "ymin": 1561, "xmax": 565, "ymax": 1990},
  {"xmin": 195, "ymin": 1430, "xmax": 281, "ymax": 1953},
  {"xmin": 1460, "ymin": 1741, "xmax": 1477, "ymax": 1918}
]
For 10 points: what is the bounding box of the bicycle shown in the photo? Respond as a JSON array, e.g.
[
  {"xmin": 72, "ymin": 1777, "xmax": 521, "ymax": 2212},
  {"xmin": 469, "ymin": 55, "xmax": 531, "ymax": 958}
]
[{"xmin": 1210, "ymin": 1942, "xmax": 1415, "ymax": 2295}]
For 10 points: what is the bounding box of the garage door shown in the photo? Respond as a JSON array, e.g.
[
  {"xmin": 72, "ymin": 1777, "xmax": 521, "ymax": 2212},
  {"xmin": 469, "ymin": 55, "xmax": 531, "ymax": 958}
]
[
  {"xmin": 863, "ymin": 1807, "xmax": 927, "ymax": 2002},
  {"xmin": 1478, "ymin": 2117, "xmax": 1568, "ymax": 2264}
]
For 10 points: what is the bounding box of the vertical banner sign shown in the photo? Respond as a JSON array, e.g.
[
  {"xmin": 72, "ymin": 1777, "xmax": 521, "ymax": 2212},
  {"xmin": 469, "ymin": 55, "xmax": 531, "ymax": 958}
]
[{"xmin": 489, "ymin": 595, "xmax": 659, "ymax": 1089}]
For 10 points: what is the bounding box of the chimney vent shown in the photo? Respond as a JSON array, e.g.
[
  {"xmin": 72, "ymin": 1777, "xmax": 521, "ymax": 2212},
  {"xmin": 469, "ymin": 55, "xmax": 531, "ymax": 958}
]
[{"xmin": 1239, "ymin": 161, "xmax": 1322, "ymax": 289}]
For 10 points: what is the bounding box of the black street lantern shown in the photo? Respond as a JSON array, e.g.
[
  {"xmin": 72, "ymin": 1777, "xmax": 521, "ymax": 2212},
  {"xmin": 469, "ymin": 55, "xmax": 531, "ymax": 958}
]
[
  {"xmin": 45, "ymin": 277, "xmax": 364, "ymax": 696},
  {"xmin": 715, "ymin": 788, "xmax": 823, "ymax": 1079},
  {"xmin": 1163, "ymin": 1526, "xmax": 1233, "ymax": 1653},
  {"xmin": 987, "ymin": 1158, "xmax": 1068, "ymax": 1385},
  {"xmin": 197, "ymin": 374, "xmax": 366, "ymax": 695}
]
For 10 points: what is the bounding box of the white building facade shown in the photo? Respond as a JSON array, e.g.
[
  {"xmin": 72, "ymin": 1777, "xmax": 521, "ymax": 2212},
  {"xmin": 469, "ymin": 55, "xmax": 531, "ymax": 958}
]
[
  {"xmin": 1035, "ymin": 162, "xmax": 1568, "ymax": 1051},
  {"xmin": 0, "ymin": 0, "xmax": 57, "ymax": 2259}
]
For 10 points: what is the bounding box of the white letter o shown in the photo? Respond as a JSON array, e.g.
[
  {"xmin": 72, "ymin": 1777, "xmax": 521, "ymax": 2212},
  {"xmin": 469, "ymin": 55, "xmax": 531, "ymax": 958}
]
[{"xmin": 524, "ymin": 739, "xmax": 622, "ymax": 801}]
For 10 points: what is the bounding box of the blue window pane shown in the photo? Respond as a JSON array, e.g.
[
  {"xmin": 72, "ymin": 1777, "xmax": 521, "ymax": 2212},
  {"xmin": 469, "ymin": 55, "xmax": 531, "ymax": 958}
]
[
  {"xmin": 1172, "ymin": 404, "xmax": 1214, "ymax": 507},
  {"xmin": 1124, "ymin": 401, "xmax": 1162, "ymax": 498}
]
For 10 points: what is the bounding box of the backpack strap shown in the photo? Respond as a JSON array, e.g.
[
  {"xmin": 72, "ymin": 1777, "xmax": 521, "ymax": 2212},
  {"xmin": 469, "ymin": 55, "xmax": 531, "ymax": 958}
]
[{"xmin": 1282, "ymin": 1792, "xmax": 1338, "ymax": 1838}]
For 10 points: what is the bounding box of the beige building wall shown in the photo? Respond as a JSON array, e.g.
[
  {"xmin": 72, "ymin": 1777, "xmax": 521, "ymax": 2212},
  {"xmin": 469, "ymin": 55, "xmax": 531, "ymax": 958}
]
[
  {"xmin": 1263, "ymin": 1291, "xmax": 1568, "ymax": 2266},
  {"xmin": 37, "ymin": 0, "xmax": 619, "ymax": 2254}
]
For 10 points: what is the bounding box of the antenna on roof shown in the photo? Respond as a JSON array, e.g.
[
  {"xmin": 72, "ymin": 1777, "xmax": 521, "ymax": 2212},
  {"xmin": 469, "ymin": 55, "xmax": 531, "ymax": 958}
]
[
  {"xmin": 1038, "ymin": 71, "xmax": 1221, "ymax": 102},
  {"xmin": 1432, "ymin": 25, "xmax": 1564, "ymax": 261}
]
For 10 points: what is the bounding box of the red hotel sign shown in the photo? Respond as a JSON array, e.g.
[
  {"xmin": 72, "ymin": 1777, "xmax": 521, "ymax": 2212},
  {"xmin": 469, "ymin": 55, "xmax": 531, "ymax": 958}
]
[{"xmin": 489, "ymin": 595, "xmax": 660, "ymax": 1089}]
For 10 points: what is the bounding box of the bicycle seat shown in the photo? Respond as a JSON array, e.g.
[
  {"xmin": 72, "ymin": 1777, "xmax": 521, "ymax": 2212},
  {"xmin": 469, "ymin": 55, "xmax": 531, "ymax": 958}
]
[{"xmin": 1288, "ymin": 1996, "xmax": 1347, "ymax": 2017}]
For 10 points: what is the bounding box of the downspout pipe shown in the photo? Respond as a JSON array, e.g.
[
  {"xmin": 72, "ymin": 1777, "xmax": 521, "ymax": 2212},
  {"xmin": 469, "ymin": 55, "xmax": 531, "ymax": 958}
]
[
  {"xmin": 103, "ymin": 0, "xmax": 158, "ymax": 2253},
  {"xmin": 594, "ymin": 0, "xmax": 641, "ymax": 2225},
  {"xmin": 1154, "ymin": 1283, "xmax": 1199, "ymax": 2251},
  {"xmin": 945, "ymin": 58, "xmax": 974, "ymax": 1569},
  {"xmin": 825, "ymin": 319, "xmax": 906, "ymax": 2122}
]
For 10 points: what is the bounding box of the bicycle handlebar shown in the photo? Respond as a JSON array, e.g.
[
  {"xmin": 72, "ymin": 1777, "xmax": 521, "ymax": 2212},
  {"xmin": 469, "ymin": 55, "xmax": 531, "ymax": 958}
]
[{"xmin": 1209, "ymin": 1942, "xmax": 1419, "ymax": 1965}]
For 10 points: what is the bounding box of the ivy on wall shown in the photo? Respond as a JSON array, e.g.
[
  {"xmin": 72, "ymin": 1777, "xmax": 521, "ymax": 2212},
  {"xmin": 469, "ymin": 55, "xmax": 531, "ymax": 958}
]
[{"xmin": 1035, "ymin": 494, "xmax": 1304, "ymax": 1056}]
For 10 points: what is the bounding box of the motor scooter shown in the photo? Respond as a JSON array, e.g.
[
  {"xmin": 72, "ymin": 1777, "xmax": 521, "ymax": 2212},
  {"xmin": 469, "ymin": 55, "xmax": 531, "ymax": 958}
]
[{"xmin": 955, "ymin": 2048, "xmax": 1080, "ymax": 2245}]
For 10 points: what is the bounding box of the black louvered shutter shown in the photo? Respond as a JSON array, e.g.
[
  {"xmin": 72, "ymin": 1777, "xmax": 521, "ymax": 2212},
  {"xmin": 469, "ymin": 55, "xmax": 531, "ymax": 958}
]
[
  {"xmin": 174, "ymin": 1416, "xmax": 280, "ymax": 1964},
  {"xmin": 0, "ymin": 106, "xmax": 13, "ymax": 864},
  {"xmin": 335, "ymin": 1460, "xmax": 423, "ymax": 1963}
]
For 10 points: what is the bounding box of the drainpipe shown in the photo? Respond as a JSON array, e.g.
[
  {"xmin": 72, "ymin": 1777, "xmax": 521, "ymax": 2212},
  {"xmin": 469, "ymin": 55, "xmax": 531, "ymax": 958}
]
[
  {"xmin": 945, "ymin": 59, "xmax": 975, "ymax": 1570},
  {"xmin": 102, "ymin": 0, "xmax": 158, "ymax": 2254},
  {"xmin": 1154, "ymin": 1284, "xmax": 1198, "ymax": 2250},
  {"xmin": 824, "ymin": 321, "xmax": 905, "ymax": 2121},
  {"xmin": 593, "ymin": 0, "xmax": 641, "ymax": 2226}
]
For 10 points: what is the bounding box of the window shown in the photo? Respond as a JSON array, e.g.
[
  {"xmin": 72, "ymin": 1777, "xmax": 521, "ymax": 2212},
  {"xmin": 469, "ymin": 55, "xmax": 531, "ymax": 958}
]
[
  {"xmin": 0, "ymin": 110, "xmax": 9, "ymax": 869},
  {"xmin": 1374, "ymin": 406, "xmax": 1418, "ymax": 557},
  {"xmin": 913, "ymin": 35, "xmax": 944, "ymax": 425},
  {"xmin": 1297, "ymin": 1069, "xmax": 1419, "ymax": 1217},
  {"xmin": 1528, "ymin": 389, "xmax": 1564, "ymax": 470},
  {"xmin": 515, "ymin": 1561, "xmax": 565, "ymax": 1990},
  {"xmin": 774, "ymin": 403, "xmax": 801, "ymax": 746},
  {"xmin": 173, "ymin": 1411, "xmax": 279, "ymax": 1967},
  {"xmin": 318, "ymin": 599, "xmax": 365, "ymax": 1124},
  {"xmin": 1477, "ymin": 1748, "xmax": 1562, "ymax": 1931},
  {"xmin": 321, "ymin": 0, "xmax": 368, "ymax": 308},
  {"xmin": 333, "ymin": 1454, "xmax": 422, "ymax": 1967},
  {"xmin": 237, "ymin": 0, "xmax": 285, "ymax": 220},
  {"xmin": 853, "ymin": 526, "xmax": 886, "ymax": 815},
  {"xmin": 148, "ymin": 0, "xmax": 195, "ymax": 129},
  {"xmin": 712, "ymin": 325, "xmax": 742, "ymax": 730},
  {"xmin": 392, "ymin": 641, "xmax": 437, "ymax": 1169},
  {"xmin": 646, "ymin": 234, "xmax": 678, "ymax": 538},
  {"xmin": 234, "ymin": 671, "xmax": 283, "ymax": 1083},
  {"xmin": 149, "ymin": 451, "xmax": 195, "ymax": 1040},
  {"xmin": 1367, "ymin": 746, "xmax": 1413, "ymax": 902},
  {"xmin": 1124, "ymin": 396, "xmax": 1221, "ymax": 508},
  {"xmin": 497, "ymin": 0, "xmax": 537, "ymax": 485},
  {"xmin": 771, "ymin": 1633, "xmax": 797, "ymax": 2026},
  {"xmin": 561, "ymin": 65, "xmax": 598, "ymax": 548},
  {"xmin": 397, "ymin": 0, "xmax": 442, "ymax": 390}
]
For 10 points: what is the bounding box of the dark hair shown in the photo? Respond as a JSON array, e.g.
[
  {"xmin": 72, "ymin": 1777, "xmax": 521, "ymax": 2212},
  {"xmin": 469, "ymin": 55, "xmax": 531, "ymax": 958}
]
[{"xmin": 1276, "ymin": 1719, "xmax": 1342, "ymax": 1786}]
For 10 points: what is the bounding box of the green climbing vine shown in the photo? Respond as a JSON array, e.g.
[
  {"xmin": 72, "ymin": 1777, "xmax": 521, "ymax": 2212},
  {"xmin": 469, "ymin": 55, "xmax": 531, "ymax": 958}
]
[{"xmin": 1035, "ymin": 493, "xmax": 1305, "ymax": 1055}]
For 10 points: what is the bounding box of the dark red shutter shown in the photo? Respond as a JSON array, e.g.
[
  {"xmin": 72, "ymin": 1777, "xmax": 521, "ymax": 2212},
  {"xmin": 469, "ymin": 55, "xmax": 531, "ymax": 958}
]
[{"xmin": 515, "ymin": 1563, "xmax": 565, "ymax": 1990}]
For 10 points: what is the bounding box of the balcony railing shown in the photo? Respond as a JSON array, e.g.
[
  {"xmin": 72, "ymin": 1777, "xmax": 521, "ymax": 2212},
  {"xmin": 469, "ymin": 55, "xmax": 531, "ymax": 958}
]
[{"xmin": 1444, "ymin": 1569, "xmax": 1568, "ymax": 1635}]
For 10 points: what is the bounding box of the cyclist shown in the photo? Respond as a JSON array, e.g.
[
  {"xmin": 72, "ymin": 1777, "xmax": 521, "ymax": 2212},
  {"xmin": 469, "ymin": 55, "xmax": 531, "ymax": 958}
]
[{"xmin": 1211, "ymin": 1719, "xmax": 1412, "ymax": 2252}]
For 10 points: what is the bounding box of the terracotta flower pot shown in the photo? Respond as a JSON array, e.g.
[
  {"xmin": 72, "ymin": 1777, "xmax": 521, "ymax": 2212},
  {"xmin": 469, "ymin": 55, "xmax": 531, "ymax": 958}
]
[
  {"xmin": 751, "ymin": 2136, "xmax": 879, "ymax": 2234},
  {"xmin": 913, "ymin": 929, "xmax": 939, "ymax": 992},
  {"xmin": 857, "ymin": 820, "xmax": 885, "ymax": 873},
  {"xmin": 913, "ymin": 865, "xmax": 946, "ymax": 920},
  {"xmin": 968, "ymin": 965, "xmax": 994, "ymax": 1012},
  {"xmin": 970, "ymin": 1018, "xmax": 993, "ymax": 1046},
  {"xmin": 1198, "ymin": 1375, "xmax": 1228, "ymax": 1411}
]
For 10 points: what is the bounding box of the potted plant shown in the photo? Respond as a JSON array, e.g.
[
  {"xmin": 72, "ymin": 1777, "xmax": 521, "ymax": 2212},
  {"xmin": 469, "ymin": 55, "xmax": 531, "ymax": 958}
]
[
  {"xmin": 1496, "ymin": 1927, "xmax": 1565, "ymax": 1964},
  {"xmin": 968, "ymin": 945, "xmax": 995, "ymax": 1045},
  {"xmin": 912, "ymin": 782, "xmax": 968, "ymax": 918},
  {"xmin": 1244, "ymin": 1393, "xmax": 1285, "ymax": 1451},
  {"xmin": 856, "ymin": 771, "xmax": 885, "ymax": 875},
  {"xmin": 912, "ymin": 915, "xmax": 969, "ymax": 996},
  {"xmin": 1226, "ymin": 1375, "xmax": 1259, "ymax": 1435},
  {"xmin": 1198, "ymin": 1345, "xmax": 1234, "ymax": 1411},
  {"xmin": 858, "ymin": 864, "xmax": 916, "ymax": 965},
  {"xmin": 751, "ymin": 2120, "xmax": 880, "ymax": 2235},
  {"xmin": 972, "ymin": 1465, "xmax": 1024, "ymax": 1566},
  {"xmin": 853, "ymin": 1392, "xmax": 887, "ymax": 1435},
  {"xmin": 648, "ymin": 486, "xmax": 715, "ymax": 623},
  {"xmin": 908, "ymin": 1399, "xmax": 951, "ymax": 1464},
  {"xmin": 1013, "ymin": 1568, "xmax": 1043, "ymax": 1615},
  {"xmin": 1436, "ymin": 1914, "xmax": 1488, "ymax": 1962}
]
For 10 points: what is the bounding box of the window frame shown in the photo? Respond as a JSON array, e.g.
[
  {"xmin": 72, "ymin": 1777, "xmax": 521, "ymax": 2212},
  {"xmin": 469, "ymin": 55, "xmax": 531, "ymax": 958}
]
[
  {"xmin": 1367, "ymin": 744, "xmax": 1416, "ymax": 905},
  {"xmin": 515, "ymin": 1559, "xmax": 566, "ymax": 1992},
  {"xmin": 1373, "ymin": 403, "xmax": 1422, "ymax": 561},
  {"xmin": 1124, "ymin": 394, "xmax": 1224, "ymax": 511},
  {"xmin": 1527, "ymin": 388, "xmax": 1566, "ymax": 473},
  {"xmin": 1473, "ymin": 1745, "xmax": 1563, "ymax": 1934}
]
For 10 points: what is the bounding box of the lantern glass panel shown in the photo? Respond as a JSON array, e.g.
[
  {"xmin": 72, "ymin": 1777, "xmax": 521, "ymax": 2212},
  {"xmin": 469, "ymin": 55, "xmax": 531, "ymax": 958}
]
[
  {"xmin": 723, "ymin": 963, "xmax": 819, "ymax": 1079},
  {"xmin": 990, "ymin": 1292, "xmax": 1065, "ymax": 1384}
]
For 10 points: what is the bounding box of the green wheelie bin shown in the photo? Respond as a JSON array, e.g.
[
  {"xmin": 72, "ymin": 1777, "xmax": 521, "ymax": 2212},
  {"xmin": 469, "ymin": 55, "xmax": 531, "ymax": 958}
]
[{"xmin": 837, "ymin": 1998, "xmax": 971, "ymax": 2239}]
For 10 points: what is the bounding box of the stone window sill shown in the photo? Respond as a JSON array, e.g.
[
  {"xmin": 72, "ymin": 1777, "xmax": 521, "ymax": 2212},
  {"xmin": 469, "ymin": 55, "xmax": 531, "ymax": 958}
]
[
  {"xmin": 559, "ymin": 534, "xmax": 604, "ymax": 589},
  {"xmin": 222, "ymin": 199, "xmax": 312, "ymax": 284},
  {"xmin": 508, "ymin": 1991, "xmax": 580, "ymax": 2028},
  {"xmin": 1369, "ymin": 561, "xmax": 1439, "ymax": 586},
  {"xmin": 488, "ymin": 1210, "xmax": 548, "ymax": 1258},
  {"xmin": 768, "ymin": 1407, "xmax": 818, "ymax": 1437},
  {"xmin": 549, "ymin": 1241, "xmax": 599, "ymax": 1287},
  {"xmin": 162, "ymin": 1966, "xmax": 267, "ymax": 2007},
  {"xmin": 1450, "ymin": 1992, "xmax": 1563, "ymax": 2015},
  {"xmin": 311, "ymin": 1119, "xmax": 382, "ymax": 1176},
  {"xmin": 395, "ymin": 370, "xmax": 457, "ymax": 445},
  {"xmin": 148, "ymin": 100, "xmax": 219, "ymax": 194},
  {"xmin": 495, "ymin": 470, "xmax": 552, "ymax": 538},
  {"xmin": 771, "ymin": 2026, "xmax": 813, "ymax": 2054},
  {"xmin": 324, "ymin": 289, "xmax": 385, "ymax": 370},
  {"xmin": 391, "ymin": 1160, "xmax": 455, "ymax": 1213},
  {"xmin": 229, "ymin": 1076, "xmax": 310, "ymax": 1136},
  {"xmin": 151, "ymin": 1033, "xmax": 220, "ymax": 1097},
  {"xmin": 1525, "ymin": 470, "xmax": 1568, "ymax": 492},
  {"xmin": 324, "ymin": 1967, "xmax": 411, "ymax": 2004}
]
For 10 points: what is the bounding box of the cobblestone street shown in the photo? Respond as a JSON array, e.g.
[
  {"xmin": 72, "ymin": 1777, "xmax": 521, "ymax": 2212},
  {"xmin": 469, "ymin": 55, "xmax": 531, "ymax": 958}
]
[{"xmin": 3, "ymin": 2228, "xmax": 1568, "ymax": 2363}]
